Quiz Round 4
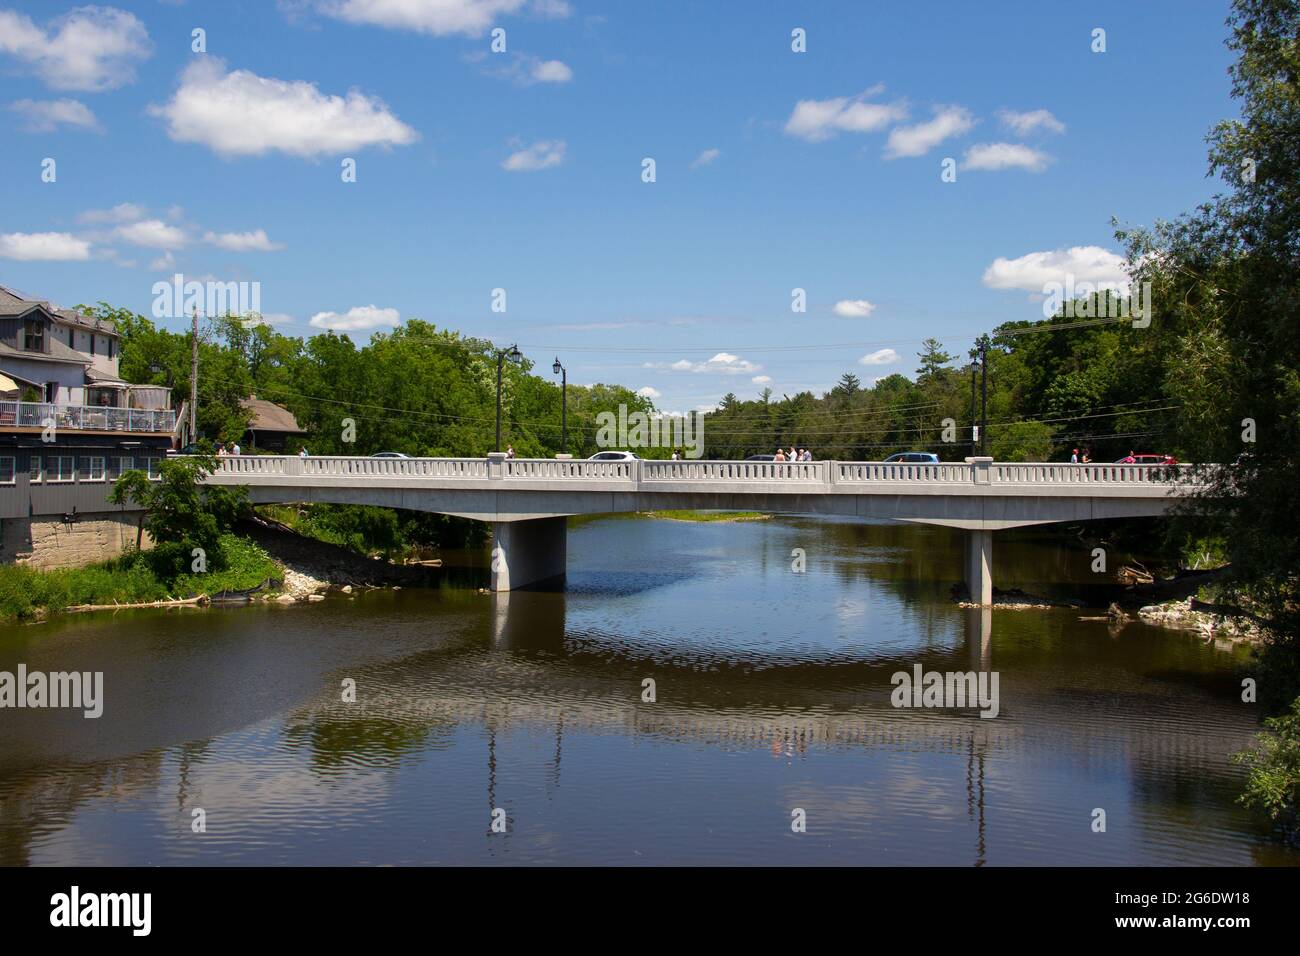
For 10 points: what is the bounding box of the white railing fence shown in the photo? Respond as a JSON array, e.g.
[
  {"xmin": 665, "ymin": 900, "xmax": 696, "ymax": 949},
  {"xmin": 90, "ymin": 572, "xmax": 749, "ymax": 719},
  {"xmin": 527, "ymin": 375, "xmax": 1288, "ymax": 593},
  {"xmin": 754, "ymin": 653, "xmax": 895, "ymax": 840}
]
[
  {"xmin": 0, "ymin": 400, "xmax": 176, "ymax": 433},
  {"xmin": 205, "ymin": 455, "xmax": 1195, "ymax": 489}
]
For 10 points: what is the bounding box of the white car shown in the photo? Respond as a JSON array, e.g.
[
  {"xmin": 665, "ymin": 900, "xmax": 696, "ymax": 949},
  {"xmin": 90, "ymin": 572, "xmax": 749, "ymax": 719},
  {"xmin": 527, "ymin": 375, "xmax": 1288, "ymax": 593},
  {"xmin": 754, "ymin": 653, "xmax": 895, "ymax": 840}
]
[{"xmin": 588, "ymin": 450, "xmax": 639, "ymax": 461}]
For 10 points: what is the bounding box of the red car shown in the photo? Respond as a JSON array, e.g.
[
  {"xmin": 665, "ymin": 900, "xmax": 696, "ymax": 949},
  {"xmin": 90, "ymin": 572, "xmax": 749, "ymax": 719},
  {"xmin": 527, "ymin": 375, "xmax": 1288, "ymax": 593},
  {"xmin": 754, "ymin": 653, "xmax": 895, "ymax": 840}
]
[{"xmin": 1115, "ymin": 453, "xmax": 1178, "ymax": 465}]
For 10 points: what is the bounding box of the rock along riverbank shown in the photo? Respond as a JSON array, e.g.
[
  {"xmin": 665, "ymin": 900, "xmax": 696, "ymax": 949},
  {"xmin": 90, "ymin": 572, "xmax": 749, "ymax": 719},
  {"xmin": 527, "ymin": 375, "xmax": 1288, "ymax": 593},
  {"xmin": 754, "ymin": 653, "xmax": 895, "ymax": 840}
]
[{"xmin": 234, "ymin": 516, "xmax": 441, "ymax": 605}]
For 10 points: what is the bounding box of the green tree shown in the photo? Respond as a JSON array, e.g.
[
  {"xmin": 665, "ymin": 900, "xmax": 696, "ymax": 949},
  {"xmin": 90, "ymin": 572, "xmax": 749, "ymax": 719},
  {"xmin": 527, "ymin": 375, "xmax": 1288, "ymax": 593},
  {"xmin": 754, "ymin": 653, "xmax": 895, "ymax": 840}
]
[
  {"xmin": 834, "ymin": 372, "xmax": 861, "ymax": 397},
  {"xmin": 1118, "ymin": 0, "xmax": 1300, "ymax": 703},
  {"xmin": 990, "ymin": 421, "xmax": 1056, "ymax": 462},
  {"xmin": 108, "ymin": 453, "xmax": 249, "ymax": 578},
  {"xmin": 1234, "ymin": 696, "xmax": 1300, "ymax": 841},
  {"xmin": 916, "ymin": 338, "xmax": 954, "ymax": 383}
]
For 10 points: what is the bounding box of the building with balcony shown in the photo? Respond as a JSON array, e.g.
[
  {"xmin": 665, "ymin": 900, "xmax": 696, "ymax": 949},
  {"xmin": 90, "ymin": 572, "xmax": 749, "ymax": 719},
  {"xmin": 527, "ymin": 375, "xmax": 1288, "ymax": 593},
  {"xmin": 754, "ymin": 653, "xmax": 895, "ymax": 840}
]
[{"xmin": 0, "ymin": 285, "xmax": 180, "ymax": 567}]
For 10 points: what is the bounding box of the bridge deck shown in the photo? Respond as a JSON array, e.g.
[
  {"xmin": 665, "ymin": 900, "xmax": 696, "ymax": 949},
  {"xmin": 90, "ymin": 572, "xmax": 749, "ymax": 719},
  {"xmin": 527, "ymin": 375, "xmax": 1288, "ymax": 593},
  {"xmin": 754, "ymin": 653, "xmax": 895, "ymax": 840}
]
[
  {"xmin": 202, "ymin": 455, "xmax": 1197, "ymax": 531},
  {"xmin": 210, "ymin": 454, "xmax": 1191, "ymax": 497}
]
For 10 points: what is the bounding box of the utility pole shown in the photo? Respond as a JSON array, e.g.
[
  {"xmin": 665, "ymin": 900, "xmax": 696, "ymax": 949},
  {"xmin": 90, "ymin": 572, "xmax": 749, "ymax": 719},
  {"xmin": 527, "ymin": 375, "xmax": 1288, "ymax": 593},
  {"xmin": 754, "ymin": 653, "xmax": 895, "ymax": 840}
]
[
  {"xmin": 977, "ymin": 334, "xmax": 990, "ymax": 455},
  {"xmin": 969, "ymin": 355, "xmax": 978, "ymax": 452},
  {"xmin": 189, "ymin": 306, "xmax": 199, "ymax": 443}
]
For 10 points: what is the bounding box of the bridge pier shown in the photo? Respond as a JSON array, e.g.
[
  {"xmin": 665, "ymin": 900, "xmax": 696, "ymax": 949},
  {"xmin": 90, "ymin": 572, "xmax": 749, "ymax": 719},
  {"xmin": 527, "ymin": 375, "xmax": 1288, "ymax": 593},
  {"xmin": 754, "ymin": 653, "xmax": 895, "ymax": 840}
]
[
  {"xmin": 965, "ymin": 529, "xmax": 993, "ymax": 605},
  {"xmin": 490, "ymin": 516, "xmax": 567, "ymax": 592}
]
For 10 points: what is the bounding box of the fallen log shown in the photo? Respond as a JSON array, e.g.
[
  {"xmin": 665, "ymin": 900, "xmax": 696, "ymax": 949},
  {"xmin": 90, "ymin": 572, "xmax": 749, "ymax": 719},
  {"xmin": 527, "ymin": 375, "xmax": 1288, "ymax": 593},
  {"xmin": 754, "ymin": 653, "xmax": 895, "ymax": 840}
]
[{"xmin": 65, "ymin": 595, "xmax": 210, "ymax": 614}]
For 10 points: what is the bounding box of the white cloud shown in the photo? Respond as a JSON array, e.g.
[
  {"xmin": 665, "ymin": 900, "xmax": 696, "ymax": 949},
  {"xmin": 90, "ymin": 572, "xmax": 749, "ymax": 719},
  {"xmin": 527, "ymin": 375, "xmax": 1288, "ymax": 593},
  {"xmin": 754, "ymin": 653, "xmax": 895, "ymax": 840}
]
[
  {"xmin": 636, "ymin": 386, "xmax": 661, "ymax": 399},
  {"xmin": 0, "ymin": 6, "xmax": 151, "ymax": 92},
  {"xmin": 116, "ymin": 219, "xmax": 188, "ymax": 249},
  {"xmin": 530, "ymin": 58, "xmax": 572, "ymax": 83},
  {"xmin": 751, "ymin": 375, "xmax": 771, "ymax": 385},
  {"xmin": 691, "ymin": 147, "xmax": 721, "ymax": 169},
  {"xmin": 962, "ymin": 142, "xmax": 1051, "ymax": 172},
  {"xmin": 8, "ymin": 97, "xmax": 101, "ymax": 132},
  {"xmin": 833, "ymin": 299, "xmax": 877, "ymax": 318},
  {"xmin": 981, "ymin": 246, "xmax": 1130, "ymax": 294},
  {"xmin": 316, "ymin": 0, "xmax": 567, "ymax": 36},
  {"xmin": 149, "ymin": 251, "xmax": 175, "ymax": 271},
  {"xmin": 149, "ymin": 57, "xmax": 418, "ymax": 158},
  {"xmin": 501, "ymin": 138, "xmax": 565, "ymax": 171},
  {"xmin": 858, "ymin": 348, "xmax": 898, "ymax": 366},
  {"xmin": 309, "ymin": 304, "xmax": 400, "ymax": 331},
  {"xmin": 0, "ymin": 231, "xmax": 91, "ymax": 261},
  {"xmin": 651, "ymin": 352, "xmax": 761, "ymax": 375},
  {"xmin": 79, "ymin": 202, "xmax": 146, "ymax": 224},
  {"xmin": 997, "ymin": 108, "xmax": 1065, "ymax": 136},
  {"xmin": 204, "ymin": 229, "xmax": 283, "ymax": 252},
  {"xmin": 784, "ymin": 89, "xmax": 907, "ymax": 142},
  {"xmin": 481, "ymin": 52, "xmax": 574, "ymax": 85},
  {"xmin": 884, "ymin": 105, "xmax": 974, "ymax": 159}
]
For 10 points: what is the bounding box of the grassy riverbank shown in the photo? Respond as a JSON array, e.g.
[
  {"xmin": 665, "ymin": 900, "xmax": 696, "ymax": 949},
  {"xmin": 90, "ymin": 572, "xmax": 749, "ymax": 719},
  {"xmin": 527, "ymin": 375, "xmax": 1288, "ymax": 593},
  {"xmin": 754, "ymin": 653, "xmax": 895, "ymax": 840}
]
[
  {"xmin": 0, "ymin": 534, "xmax": 280, "ymax": 623},
  {"xmin": 641, "ymin": 510, "xmax": 771, "ymax": 522}
]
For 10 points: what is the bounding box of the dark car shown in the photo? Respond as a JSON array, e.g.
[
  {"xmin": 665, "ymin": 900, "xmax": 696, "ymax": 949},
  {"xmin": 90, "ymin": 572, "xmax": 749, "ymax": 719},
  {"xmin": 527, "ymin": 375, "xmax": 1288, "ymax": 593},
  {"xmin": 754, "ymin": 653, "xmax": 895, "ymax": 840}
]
[
  {"xmin": 372, "ymin": 451, "xmax": 411, "ymax": 458},
  {"xmin": 884, "ymin": 452, "xmax": 940, "ymax": 464}
]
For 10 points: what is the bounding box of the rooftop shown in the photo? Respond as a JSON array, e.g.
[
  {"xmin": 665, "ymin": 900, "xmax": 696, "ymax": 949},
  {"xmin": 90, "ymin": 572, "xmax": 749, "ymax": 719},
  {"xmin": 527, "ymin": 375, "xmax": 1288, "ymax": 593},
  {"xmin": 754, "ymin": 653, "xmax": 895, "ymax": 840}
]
[
  {"xmin": 0, "ymin": 285, "xmax": 117, "ymax": 336},
  {"xmin": 241, "ymin": 396, "xmax": 306, "ymax": 434}
]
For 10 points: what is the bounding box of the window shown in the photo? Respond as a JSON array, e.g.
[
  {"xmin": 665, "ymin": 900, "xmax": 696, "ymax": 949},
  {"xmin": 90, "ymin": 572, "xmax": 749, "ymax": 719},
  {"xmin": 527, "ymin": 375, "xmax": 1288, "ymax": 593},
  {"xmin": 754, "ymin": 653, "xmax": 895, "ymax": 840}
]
[
  {"xmin": 0, "ymin": 457, "xmax": 14, "ymax": 484},
  {"xmin": 47, "ymin": 456, "xmax": 75, "ymax": 482},
  {"xmin": 145, "ymin": 456, "xmax": 162, "ymax": 480},
  {"xmin": 89, "ymin": 334, "xmax": 96, "ymax": 355},
  {"xmin": 108, "ymin": 338, "xmax": 114, "ymax": 359},
  {"xmin": 84, "ymin": 456, "xmax": 106, "ymax": 481},
  {"xmin": 23, "ymin": 318, "xmax": 44, "ymax": 352},
  {"xmin": 28, "ymin": 456, "xmax": 41, "ymax": 483},
  {"xmin": 110, "ymin": 456, "xmax": 134, "ymax": 479}
]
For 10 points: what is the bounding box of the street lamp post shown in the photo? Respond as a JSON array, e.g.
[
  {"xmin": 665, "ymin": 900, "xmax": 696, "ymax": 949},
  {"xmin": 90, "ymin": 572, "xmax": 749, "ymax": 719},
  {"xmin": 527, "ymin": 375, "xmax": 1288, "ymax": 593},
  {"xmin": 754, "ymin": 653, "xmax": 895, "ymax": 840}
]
[
  {"xmin": 552, "ymin": 357, "xmax": 567, "ymax": 456},
  {"xmin": 495, "ymin": 344, "xmax": 522, "ymax": 452}
]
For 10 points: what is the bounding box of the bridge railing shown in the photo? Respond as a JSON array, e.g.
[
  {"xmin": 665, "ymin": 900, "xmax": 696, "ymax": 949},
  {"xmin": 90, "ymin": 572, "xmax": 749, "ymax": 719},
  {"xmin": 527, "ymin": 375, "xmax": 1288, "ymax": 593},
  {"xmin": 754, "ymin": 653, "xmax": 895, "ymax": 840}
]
[
  {"xmin": 204, "ymin": 455, "xmax": 1195, "ymax": 490},
  {"xmin": 836, "ymin": 461, "xmax": 972, "ymax": 483},
  {"xmin": 303, "ymin": 456, "xmax": 489, "ymax": 478},
  {"xmin": 990, "ymin": 462, "xmax": 1194, "ymax": 485},
  {"xmin": 503, "ymin": 458, "xmax": 632, "ymax": 479},
  {"xmin": 642, "ymin": 459, "xmax": 825, "ymax": 481},
  {"xmin": 218, "ymin": 455, "xmax": 289, "ymax": 475}
]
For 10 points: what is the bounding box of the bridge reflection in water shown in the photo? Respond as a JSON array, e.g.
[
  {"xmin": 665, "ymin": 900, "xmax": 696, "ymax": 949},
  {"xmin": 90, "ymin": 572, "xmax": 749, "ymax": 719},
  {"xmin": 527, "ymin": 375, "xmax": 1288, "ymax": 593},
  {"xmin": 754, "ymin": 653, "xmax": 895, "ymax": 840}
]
[{"xmin": 0, "ymin": 511, "xmax": 1267, "ymax": 866}]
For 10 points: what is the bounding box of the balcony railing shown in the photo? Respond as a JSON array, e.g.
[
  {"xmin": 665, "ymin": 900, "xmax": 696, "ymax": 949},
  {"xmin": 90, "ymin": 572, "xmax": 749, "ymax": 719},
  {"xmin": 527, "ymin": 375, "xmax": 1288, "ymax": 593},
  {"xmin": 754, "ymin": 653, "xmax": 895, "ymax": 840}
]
[{"xmin": 0, "ymin": 401, "xmax": 176, "ymax": 433}]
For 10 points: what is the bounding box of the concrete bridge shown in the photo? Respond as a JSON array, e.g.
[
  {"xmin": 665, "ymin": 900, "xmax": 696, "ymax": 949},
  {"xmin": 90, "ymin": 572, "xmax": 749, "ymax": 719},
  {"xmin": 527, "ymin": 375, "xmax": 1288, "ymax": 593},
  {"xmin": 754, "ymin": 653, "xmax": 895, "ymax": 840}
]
[{"xmin": 204, "ymin": 454, "xmax": 1196, "ymax": 599}]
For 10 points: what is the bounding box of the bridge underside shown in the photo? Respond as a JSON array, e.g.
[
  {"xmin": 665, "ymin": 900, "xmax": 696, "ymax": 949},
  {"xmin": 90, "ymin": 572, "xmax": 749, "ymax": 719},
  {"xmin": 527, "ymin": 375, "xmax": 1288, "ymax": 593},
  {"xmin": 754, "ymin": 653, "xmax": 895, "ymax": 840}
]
[
  {"xmin": 240, "ymin": 486, "xmax": 1178, "ymax": 599},
  {"xmin": 240, "ymin": 486, "xmax": 1176, "ymax": 530}
]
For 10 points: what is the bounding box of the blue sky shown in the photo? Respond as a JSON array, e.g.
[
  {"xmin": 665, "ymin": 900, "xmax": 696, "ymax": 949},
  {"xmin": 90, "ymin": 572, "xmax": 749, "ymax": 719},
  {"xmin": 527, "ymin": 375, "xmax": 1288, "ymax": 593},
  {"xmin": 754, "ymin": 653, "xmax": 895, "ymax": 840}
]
[{"xmin": 0, "ymin": 0, "xmax": 1238, "ymax": 413}]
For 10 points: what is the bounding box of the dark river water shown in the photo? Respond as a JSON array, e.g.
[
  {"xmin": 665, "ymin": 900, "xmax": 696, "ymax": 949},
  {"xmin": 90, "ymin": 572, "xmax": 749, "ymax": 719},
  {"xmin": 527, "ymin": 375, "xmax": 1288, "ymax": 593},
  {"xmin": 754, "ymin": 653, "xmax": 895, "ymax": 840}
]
[{"xmin": 1, "ymin": 515, "xmax": 1294, "ymax": 866}]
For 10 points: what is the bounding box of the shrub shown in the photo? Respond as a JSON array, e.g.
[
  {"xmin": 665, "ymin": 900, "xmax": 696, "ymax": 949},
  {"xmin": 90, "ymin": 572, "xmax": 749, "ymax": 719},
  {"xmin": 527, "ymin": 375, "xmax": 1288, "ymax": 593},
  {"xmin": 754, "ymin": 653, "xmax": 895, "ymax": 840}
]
[{"xmin": 1234, "ymin": 696, "xmax": 1300, "ymax": 843}]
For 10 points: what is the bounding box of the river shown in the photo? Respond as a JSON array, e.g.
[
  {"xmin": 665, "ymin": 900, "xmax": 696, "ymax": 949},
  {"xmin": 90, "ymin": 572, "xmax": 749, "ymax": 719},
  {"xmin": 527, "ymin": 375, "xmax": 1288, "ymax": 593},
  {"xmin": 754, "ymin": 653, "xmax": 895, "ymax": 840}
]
[{"xmin": 0, "ymin": 514, "xmax": 1293, "ymax": 865}]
